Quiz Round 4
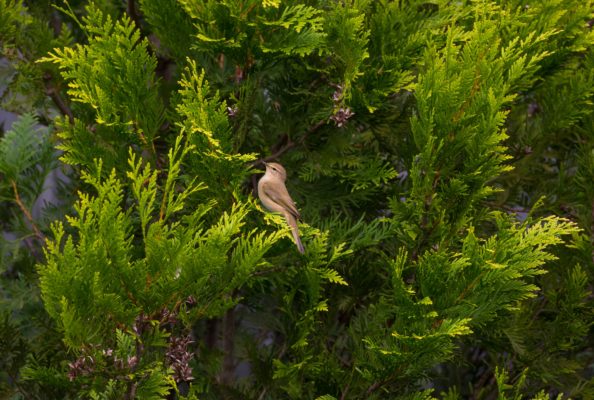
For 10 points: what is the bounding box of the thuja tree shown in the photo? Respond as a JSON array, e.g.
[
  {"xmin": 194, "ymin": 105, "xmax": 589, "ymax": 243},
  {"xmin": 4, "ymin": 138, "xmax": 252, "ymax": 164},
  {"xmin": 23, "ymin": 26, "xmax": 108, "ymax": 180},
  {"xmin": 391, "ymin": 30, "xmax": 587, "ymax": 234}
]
[{"xmin": 1, "ymin": 0, "xmax": 594, "ymax": 398}]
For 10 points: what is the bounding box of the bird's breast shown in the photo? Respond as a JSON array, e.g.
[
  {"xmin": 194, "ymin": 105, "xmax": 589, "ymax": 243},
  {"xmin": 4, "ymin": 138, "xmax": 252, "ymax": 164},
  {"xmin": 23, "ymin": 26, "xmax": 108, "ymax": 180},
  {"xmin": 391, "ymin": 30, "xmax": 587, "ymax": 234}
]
[{"xmin": 258, "ymin": 176, "xmax": 285, "ymax": 214}]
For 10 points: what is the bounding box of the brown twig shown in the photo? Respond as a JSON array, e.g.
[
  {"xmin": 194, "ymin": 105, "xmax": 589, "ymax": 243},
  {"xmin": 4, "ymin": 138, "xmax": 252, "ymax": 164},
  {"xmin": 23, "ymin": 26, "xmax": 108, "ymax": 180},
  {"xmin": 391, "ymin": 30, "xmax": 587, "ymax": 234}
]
[
  {"xmin": 365, "ymin": 368, "xmax": 401, "ymax": 398},
  {"xmin": 251, "ymin": 173, "xmax": 259, "ymax": 197},
  {"xmin": 454, "ymin": 270, "xmax": 488, "ymax": 305},
  {"xmin": 483, "ymin": 201, "xmax": 532, "ymax": 214},
  {"xmin": 50, "ymin": 10, "xmax": 62, "ymax": 36},
  {"xmin": 591, "ymin": 199, "xmax": 594, "ymax": 264},
  {"xmin": 251, "ymin": 119, "xmax": 326, "ymax": 166},
  {"xmin": 124, "ymin": 381, "xmax": 137, "ymax": 400},
  {"xmin": 256, "ymin": 387, "xmax": 268, "ymax": 400},
  {"xmin": 126, "ymin": 0, "xmax": 142, "ymax": 29},
  {"xmin": 250, "ymin": 266, "xmax": 284, "ymax": 277},
  {"xmin": 43, "ymin": 73, "xmax": 74, "ymax": 123},
  {"xmin": 221, "ymin": 302, "xmax": 236, "ymax": 387},
  {"xmin": 11, "ymin": 180, "xmax": 45, "ymax": 242},
  {"xmin": 257, "ymin": 140, "xmax": 295, "ymax": 165},
  {"xmin": 365, "ymin": 378, "xmax": 387, "ymax": 397},
  {"xmin": 340, "ymin": 382, "xmax": 350, "ymax": 400},
  {"xmin": 22, "ymin": 236, "xmax": 45, "ymax": 263}
]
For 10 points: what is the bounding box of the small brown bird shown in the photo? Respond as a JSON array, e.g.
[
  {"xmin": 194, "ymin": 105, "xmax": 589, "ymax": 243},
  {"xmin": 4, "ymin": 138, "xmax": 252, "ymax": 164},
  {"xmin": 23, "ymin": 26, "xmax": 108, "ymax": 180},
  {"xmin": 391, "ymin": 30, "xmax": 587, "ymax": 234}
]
[{"xmin": 257, "ymin": 162, "xmax": 305, "ymax": 254}]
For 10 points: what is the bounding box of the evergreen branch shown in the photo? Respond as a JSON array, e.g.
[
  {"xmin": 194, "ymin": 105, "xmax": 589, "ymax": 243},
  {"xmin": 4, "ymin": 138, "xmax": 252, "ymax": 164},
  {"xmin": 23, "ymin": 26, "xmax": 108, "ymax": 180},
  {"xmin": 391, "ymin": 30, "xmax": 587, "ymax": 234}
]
[
  {"xmin": 11, "ymin": 180, "xmax": 45, "ymax": 242},
  {"xmin": 451, "ymin": 62, "xmax": 483, "ymax": 123}
]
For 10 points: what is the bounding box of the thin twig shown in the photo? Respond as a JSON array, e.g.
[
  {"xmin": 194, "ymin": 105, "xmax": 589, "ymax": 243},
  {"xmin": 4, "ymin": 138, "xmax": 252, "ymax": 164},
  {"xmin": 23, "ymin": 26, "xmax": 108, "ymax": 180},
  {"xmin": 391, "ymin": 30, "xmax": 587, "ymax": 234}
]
[
  {"xmin": 483, "ymin": 201, "xmax": 532, "ymax": 214},
  {"xmin": 250, "ymin": 266, "xmax": 284, "ymax": 277},
  {"xmin": 126, "ymin": 0, "xmax": 142, "ymax": 29},
  {"xmin": 454, "ymin": 270, "xmax": 487, "ymax": 306},
  {"xmin": 11, "ymin": 180, "xmax": 45, "ymax": 242},
  {"xmin": 251, "ymin": 174, "xmax": 259, "ymax": 197},
  {"xmin": 591, "ymin": 199, "xmax": 594, "ymax": 264},
  {"xmin": 365, "ymin": 368, "xmax": 401, "ymax": 398},
  {"xmin": 340, "ymin": 382, "xmax": 350, "ymax": 400},
  {"xmin": 22, "ymin": 236, "xmax": 45, "ymax": 264},
  {"xmin": 251, "ymin": 119, "xmax": 326, "ymax": 166},
  {"xmin": 125, "ymin": 381, "xmax": 137, "ymax": 400},
  {"xmin": 257, "ymin": 387, "xmax": 268, "ymax": 400},
  {"xmin": 43, "ymin": 73, "xmax": 74, "ymax": 123},
  {"xmin": 50, "ymin": 10, "xmax": 62, "ymax": 36},
  {"xmin": 259, "ymin": 140, "xmax": 295, "ymax": 165},
  {"xmin": 221, "ymin": 302, "xmax": 236, "ymax": 387},
  {"xmin": 365, "ymin": 378, "xmax": 389, "ymax": 397},
  {"xmin": 340, "ymin": 367, "xmax": 356, "ymax": 400}
]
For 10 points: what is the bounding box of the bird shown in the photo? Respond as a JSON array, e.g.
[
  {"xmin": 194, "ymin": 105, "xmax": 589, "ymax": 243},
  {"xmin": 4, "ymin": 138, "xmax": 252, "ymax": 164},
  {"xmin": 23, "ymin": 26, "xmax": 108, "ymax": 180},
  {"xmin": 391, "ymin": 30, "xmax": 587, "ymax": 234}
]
[{"xmin": 257, "ymin": 162, "xmax": 305, "ymax": 254}]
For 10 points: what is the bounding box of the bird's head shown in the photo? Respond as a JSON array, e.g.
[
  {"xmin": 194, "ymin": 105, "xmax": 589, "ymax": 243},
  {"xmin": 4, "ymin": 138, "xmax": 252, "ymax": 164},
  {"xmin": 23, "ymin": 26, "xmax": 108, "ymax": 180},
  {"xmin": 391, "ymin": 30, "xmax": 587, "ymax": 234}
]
[{"xmin": 264, "ymin": 162, "xmax": 287, "ymax": 181}]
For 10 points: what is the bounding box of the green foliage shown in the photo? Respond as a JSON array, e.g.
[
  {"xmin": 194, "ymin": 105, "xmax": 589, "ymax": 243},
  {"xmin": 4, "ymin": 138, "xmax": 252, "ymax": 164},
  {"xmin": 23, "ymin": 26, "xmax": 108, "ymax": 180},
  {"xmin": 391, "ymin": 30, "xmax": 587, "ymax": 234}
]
[
  {"xmin": 324, "ymin": 3, "xmax": 369, "ymax": 98},
  {"xmin": 176, "ymin": 59, "xmax": 257, "ymax": 206},
  {"xmin": 182, "ymin": 1, "xmax": 326, "ymax": 58},
  {"xmin": 138, "ymin": 0, "xmax": 195, "ymax": 60},
  {"xmin": 0, "ymin": 312, "xmax": 28, "ymax": 396},
  {"xmin": 0, "ymin": 0, "xmax": 30, "ymax": 45},
  {"xmin": 0, "ymin": 115, "xmax": 60, "ymax": 400},
  {"xmin": 0, "ymin": 112, "xmax": 53, "ymax": 187},
  {"xmin": 39, "ymin": 2, "xmax": 164, "ymax": 172},
  {"xmin": 40, "ymin": 134, "xmax": 269, "ymax": 342},
  {"xmin": 0, "ymin": 0, "xmax": 72, "ymax": 115},
  {"xmin": 36, "ymin": 127, "xmax": 349, "ymax": 395},
  {"xmin": 3, "ymin": 0, "xmax": 594, "ymax": 398}
]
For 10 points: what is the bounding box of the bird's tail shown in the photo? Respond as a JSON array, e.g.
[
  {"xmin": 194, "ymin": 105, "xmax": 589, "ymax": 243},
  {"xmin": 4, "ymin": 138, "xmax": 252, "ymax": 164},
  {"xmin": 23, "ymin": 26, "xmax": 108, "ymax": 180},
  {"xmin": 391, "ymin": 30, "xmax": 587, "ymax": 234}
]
[{"xmin": 285, "ymin": 213, "xmax": 305, "ymax": 254}]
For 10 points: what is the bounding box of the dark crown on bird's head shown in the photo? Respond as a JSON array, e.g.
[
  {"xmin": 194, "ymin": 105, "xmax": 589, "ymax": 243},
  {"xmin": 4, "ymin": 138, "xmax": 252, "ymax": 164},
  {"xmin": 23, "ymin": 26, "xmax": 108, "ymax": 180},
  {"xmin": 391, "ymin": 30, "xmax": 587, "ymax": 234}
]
[{"xmin": 264, "ymin": 162, "xmax": 287, "ymax": 181}]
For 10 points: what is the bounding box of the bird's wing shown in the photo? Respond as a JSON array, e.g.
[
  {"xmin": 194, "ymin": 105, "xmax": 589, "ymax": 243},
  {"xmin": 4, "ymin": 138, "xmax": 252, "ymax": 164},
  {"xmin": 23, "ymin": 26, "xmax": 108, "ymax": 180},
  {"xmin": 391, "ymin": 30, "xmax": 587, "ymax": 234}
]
[{"xmin": 261, "ymin": 181, "xmax": 301, "ymax": 219}]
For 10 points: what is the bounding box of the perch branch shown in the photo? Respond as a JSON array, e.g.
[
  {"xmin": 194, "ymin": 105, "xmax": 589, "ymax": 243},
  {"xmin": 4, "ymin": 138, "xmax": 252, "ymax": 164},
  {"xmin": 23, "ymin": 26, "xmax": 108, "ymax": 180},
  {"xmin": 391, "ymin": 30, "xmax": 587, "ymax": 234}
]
[
  {"xmin": 11, "ymin": 180, "xmax": 45, "ymax": 242},
  {"xmin": 251, "ymin": 119, "xmax": 326, "ymax": 166}
]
